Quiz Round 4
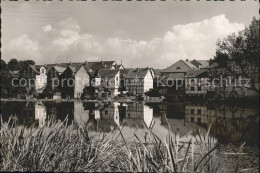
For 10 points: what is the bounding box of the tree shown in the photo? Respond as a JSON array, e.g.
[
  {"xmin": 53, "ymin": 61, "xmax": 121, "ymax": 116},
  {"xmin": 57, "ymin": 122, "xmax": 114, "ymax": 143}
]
[
  {"xmin": 215, "ymin": 17, "xmax": 259, "ymax": 92},
  {"xmin": 18, "ymin": 60, "xmax": 35, "ymax": 70},
  {"xmin": 8, "ymin": 59, "xmax": 19, "ymax": 71}
]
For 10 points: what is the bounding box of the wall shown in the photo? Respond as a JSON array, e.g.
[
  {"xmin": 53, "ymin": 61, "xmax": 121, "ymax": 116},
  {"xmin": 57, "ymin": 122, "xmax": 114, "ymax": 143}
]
[{"xmin": 74, "ymin": 66, "xmax": 90, "ymax": 99}]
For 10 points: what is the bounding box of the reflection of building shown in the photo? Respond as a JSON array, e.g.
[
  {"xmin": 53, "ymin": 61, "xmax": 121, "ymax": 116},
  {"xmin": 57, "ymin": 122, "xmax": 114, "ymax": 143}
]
[
  {"xmin": 74, "ymin": 101, "xmax": 89, "ymax": 127},
  {"xmin": 185, "ymin": 102, "xmax": 258, "ymax": 146},
  {"xmin": 159, "ymin": 102, "xmax": 185, "ymax": 119},
  {"xmin": 124, "ymin": 103, "xmax": 154, "ymax": 128},
  {"xmin": 92, "ymin": 102, "xmax": 121, "ymax": 132},
  {"xmin": 185, "ymin": 103, "xmax": 216, "ymax": 124},
  {"xmin": 35, "ymin": 102, "xmax": 47, "ymax": 128}
]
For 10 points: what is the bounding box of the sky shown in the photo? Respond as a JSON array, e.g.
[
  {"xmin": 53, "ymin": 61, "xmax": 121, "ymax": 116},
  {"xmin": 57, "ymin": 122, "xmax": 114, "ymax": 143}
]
[{"xmin": 2, "ymin": 1, "xmax": 258, "ymax": 69}]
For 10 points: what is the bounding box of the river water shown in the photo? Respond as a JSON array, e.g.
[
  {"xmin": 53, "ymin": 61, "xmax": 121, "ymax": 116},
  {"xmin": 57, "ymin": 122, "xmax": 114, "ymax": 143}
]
[{"xmin": 1, "ymin": 100, "xmax": 258, "ymax": 147}]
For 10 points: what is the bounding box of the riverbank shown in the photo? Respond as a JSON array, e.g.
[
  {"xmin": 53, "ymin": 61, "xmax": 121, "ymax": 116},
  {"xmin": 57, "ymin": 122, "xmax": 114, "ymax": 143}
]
[{"xmin": 1, "ymin": 118, "xmax": 258, "ymax": 172}]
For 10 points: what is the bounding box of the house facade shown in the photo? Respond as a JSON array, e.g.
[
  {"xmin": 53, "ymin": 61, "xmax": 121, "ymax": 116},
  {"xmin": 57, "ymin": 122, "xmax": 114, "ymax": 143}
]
[
  {"xmin": 158, "ymin": 60, "xmax": 198, "ymax": 99},
  {"xmin": 20, "ymin": 64, "xmax": 47, "ymax": 93},
  {"xmin": 97, "ymin": 69, "xmax": 121, "ymax": 96},
  {"xmin": 124, "ymin": 68, "xmax": 154, "ymax": 95},
  {"xmin": 185, "ymin": 70, "xmax": 209, "ymax": 96},
  {"xmin": 59, "ymin": 65, "xmax": 90, "ymax": 99}
]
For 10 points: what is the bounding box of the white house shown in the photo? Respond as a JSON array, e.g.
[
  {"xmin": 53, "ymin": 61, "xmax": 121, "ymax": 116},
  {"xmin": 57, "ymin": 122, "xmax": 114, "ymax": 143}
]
[
  {"xmin": 124, "ymin": 68, "xmax": 154, "ymax": 95},
  {"xmin": 35, "ymin": 66, "xmax": 47, "ymax": 93}
]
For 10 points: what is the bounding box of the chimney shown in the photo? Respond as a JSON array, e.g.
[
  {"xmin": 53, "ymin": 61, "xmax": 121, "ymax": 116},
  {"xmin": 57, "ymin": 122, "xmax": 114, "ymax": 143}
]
[
  {"xmin": 186, "ymin": 59, "xmax": 188, "ymax": 62},
  {"xmin": 85, "ymin": 61, "xmax": 88, "ymax": 65},
  {"xmin": 136, "ymin": 68, "xmax": 139, "ymax": 71},
  {"xmin": 101, "ymin": 60, "xmax": 103, "ymax": 64}
]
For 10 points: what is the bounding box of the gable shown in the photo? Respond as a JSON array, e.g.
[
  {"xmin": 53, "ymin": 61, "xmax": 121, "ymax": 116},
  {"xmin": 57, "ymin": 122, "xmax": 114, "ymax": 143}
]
[{"xmin": 163, "ymin": 60, "xmax": 198, "ymax": 73}]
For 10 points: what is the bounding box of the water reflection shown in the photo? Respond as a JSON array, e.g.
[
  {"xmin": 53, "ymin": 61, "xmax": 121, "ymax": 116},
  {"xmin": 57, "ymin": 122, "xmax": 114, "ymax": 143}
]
[{"xmin": 1, "ymin": 101, "xmax": 258, "ymax": 146}]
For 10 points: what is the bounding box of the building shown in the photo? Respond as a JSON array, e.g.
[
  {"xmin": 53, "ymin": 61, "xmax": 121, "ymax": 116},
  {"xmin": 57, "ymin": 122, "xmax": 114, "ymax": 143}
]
[
  {"xmin": 47, "ymin": 65, "xmax": 66, "ymax": 88},
  {"xmin": 59, "ymin": 65, "xmax": 90, "ymax": 99},
  {"xmin": 20, "ymin": 64, "xmax": 47, "ymax": 93},
  {"xmin": 124, "ymin": 68, "xmax": 154, "ymax": 95},
  {"xmin": 161, "ymin": 59, "xmax": 198, "ymax": 75},
  {"xmin": 190, "ymin": 59, "xmax": 210, "ymax": 69},
  {"xmin": 94, "ymin": 69, "xmax": 121, "ymax": 96},
  {"xmin": 185, "ymin": 70, "xmax": 209, "ymax": 96},
  {"xmin": 158, "ymin": 60, "xmax": 199, "ymax": 99}
]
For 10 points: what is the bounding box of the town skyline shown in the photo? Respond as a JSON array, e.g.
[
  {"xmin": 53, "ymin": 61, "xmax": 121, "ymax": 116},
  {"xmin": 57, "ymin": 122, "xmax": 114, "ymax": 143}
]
[{"xmin": 2, "ymin": 1, "xmax": 258, "ymax": 68}]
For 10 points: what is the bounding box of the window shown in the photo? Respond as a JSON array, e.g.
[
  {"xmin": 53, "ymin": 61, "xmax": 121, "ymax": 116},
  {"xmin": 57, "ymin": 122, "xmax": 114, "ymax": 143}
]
[
  {"xmin": 105, "ymin": 110, "xmax": 108, "ymax": 115},
  {"xmin": 198, "ymin": 86, "xmax": 201, "ymax": 91},
  {"xmin": 191, "ymin": 117, "xmax": 194, "ymax": 122},
  {"xmin": 198, "ymin": 109, "xmax": 201, "ymax": 115},
  {"xmin": 198, "ymin": 118, "xmax": 201, "ymax": 124},
  {"xmin": 191, "ymin": 87, "xmax": 195, "ymax": 91},
  {"xmin": 191, "ymin": 109, "xmax": 194, "ymax": 114},
  {"xmin": 41, "ymin": 69, "xmax": 45, "ymax": 74}
]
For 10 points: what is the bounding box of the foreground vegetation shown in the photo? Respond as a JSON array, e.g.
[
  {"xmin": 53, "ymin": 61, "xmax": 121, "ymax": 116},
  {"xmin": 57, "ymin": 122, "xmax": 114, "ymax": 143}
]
[{"xmin": 0, "ymin": 116, "xmax": 253, "ymax": 172}]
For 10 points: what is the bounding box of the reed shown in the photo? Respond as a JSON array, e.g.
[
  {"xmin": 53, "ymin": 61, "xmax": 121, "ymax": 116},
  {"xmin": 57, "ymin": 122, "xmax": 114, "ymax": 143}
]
[{"xmin": 0, "ymin": 116, "xmax": 238, "ymax": 172}]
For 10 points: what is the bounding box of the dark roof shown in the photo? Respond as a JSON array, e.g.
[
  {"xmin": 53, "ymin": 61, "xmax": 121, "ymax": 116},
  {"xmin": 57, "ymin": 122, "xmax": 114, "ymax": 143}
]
[
  {"xmin": 203, "ymin": 62, "xmax": 219, "ymax": 69},
  {"xmin": 153, "ymin": 69, "xmax": 163, "ymax": 76},
  {"xmin": 29, "ymin": 65, "xmax": 40, "ymax": 74},
  {"xmin": 185, "ymin": 70, "xmax": 208, "ymax": 78},
  {"xmin": 88, "ymin": 61, "xmax": 116, "ymax": 71},
  {"xmin": 197, "ymin": 60, "xmax": 210, "ymax": 68},
  {"xmin": 191, "ymin": 60, "xmax": 210, "ymax": 68},
  {"xmin": 125, "ymin": 68, "xmax": 152, "ymax": 78},
  {"xmin": 115, "ymin": 64, "xmax": 124, "ymax": 69},
  {"xmin": 47, "ymin": 66, "xmax": 66, "ymax": 73},
  {"xmin": 98, "ymin": 69, "xmax": 120, "ymax": 77},
  {"xmin": 162, "ymin": 60, "xmax": 198, "ymax": 73}
]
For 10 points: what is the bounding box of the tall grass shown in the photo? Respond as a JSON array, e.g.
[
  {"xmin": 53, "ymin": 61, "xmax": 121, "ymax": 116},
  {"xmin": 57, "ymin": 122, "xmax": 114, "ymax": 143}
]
[{"xmin": 0, "ymin": 116, "xmax": 232, "ymax": 172}]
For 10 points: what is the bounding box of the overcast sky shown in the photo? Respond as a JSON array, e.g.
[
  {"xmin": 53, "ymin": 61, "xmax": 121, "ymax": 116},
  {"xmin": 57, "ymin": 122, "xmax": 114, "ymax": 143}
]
[{"xmin": 2, "ymin": 1, "xmax": 258, "ymax": 69}]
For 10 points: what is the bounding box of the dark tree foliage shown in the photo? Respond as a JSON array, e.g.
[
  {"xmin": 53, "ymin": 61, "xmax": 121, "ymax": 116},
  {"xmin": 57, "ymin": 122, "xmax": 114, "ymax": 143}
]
[
  {"xmin": 214, "ymin": 17, "xmax": 259, "ymax": 91},
  {"xmin": 18, "ymin": 60, "xmax": 35, "ymax": 70},
  {"xmin": 7, "ymin": 59, "xmax": 19, "ymax": 71}
]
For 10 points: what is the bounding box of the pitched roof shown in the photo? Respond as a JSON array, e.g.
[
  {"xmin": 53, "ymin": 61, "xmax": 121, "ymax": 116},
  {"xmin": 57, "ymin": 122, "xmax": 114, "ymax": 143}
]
[
  {"xmin": 191, "ymin": 59, "xmax": 210, "ymax": 68},
  {"xmin": 163, "ymin": 60, "xmax": 198, "ymax": 73},
  {"xmin": 153, "ymin": 69, "xmax": 163, "ymax": 76},
  {"xmin": 52, "ymin": 66, "xmax": 66, "ymax": 73},
  {"xmin": 98, "ymin": 69, "xmax": 120, "ymax": 77},
  {"xmin": 115, "ymin": 64, "xmax": 124, "ymax": 69},
  {"xmin": 197, "ymin": 60, "xmax": 210, "ymax": 68},
  {"xmin": 185, "ymin": 69, "xmax": 208, "ymax": 78},
  {"xmin": 203, "ymin": 62, "xmax": 219, "ymax": 69},
  {"xmin": 125, "ymin": 68, "xmax": 152, "ymax": 78},
  {"xmin": 29, "ymin": 65, "xmax": 40, "ymax": 74},
  {"xmin": 87, "ymin": 61, "xmax": 116, "ymax": 71}
]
